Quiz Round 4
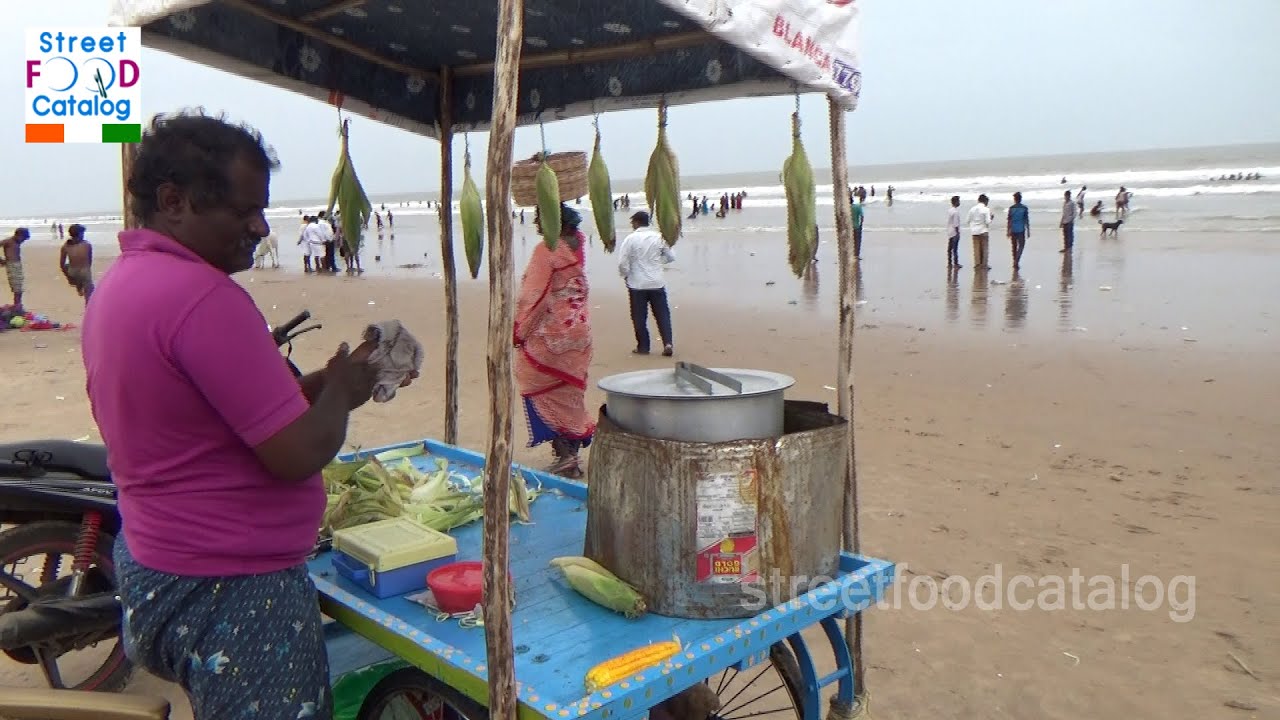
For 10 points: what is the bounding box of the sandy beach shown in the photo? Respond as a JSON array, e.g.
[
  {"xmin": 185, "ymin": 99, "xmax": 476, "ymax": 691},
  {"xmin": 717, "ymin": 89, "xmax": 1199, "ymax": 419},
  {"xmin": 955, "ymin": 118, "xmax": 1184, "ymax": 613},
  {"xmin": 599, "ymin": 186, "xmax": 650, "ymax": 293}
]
[{"xmin": 1, "ymin": 223, "xmax": 1277, "ymax": 718}]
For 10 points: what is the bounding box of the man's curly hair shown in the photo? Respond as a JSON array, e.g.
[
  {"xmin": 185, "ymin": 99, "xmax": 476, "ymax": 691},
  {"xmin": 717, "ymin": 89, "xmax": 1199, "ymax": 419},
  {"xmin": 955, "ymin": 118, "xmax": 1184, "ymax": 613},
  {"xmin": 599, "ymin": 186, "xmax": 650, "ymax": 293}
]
[{"xmin": 127, "ymin": 109, "xmax": 280, "ymax": 222}]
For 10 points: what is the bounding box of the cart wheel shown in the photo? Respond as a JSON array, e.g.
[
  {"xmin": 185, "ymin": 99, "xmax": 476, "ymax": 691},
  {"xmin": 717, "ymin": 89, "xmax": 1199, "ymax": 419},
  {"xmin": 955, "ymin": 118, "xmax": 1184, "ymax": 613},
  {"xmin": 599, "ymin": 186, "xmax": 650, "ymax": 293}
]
[
  {"xmin": 703, "ymin": 642, "xmax": 804, "ymax": 720},
  {"xmin": 356, "ymin": 667, "xmax": 489, "ymax": 720}
]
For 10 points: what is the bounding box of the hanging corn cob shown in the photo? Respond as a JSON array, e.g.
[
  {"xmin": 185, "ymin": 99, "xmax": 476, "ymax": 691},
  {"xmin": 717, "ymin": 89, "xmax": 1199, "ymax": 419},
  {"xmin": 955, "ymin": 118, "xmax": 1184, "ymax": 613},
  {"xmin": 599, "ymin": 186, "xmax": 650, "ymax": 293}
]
[
  {"xmin": 535, "ymin": 154, "xmax": 561, "ymax": 250},
  {"xmin": 584, "ymin": 637, "xmax": 682, "ymax": 693},
  {"xmin": 588, "ymin": 121, "xmax": 617, "ymax": 252},
  {"xmin": 325, "ymin": 118, "xmax": 373, "ymax": 257},
  {"xmin": 782, "ymin": 111, "xmax": 817, "ymax": 278},
  {"xmin": 644, "ymin": 102, "xmax": 682, "ymax": 246},
  {"xmin": 459, "ymin": 141, "xmax": 484, "ymax": 279}
]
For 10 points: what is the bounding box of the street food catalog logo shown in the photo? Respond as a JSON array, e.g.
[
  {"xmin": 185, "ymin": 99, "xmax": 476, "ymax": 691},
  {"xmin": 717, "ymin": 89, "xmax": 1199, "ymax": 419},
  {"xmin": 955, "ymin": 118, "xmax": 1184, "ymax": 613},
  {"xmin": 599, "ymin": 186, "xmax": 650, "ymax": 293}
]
[{"xmin": 25, "ymin": 28, "xmax": 142, "ymax": 144}]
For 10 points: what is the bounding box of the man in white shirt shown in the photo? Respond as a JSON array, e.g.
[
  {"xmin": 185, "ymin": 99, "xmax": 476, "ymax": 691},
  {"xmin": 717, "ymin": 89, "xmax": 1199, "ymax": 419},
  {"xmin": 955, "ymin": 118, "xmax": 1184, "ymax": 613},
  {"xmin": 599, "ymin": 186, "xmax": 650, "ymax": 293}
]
[
  {"xmin": 1060, "ymin": 190, "xmax": 1075, "ymax": 253},
  {"xmin": 617, "ymin": 211, "xmax": 676, "ymax": 356},
  {"xmin": 946, "ymin": 195, "xmax": 963, "ymax": 268},
  {"xmin": 298, "ymin": 216, "xmax": 329, "ymax": 273},
  {"xmin": 967, "ymin": 194, "xmax": 994, "ymax": 271}
]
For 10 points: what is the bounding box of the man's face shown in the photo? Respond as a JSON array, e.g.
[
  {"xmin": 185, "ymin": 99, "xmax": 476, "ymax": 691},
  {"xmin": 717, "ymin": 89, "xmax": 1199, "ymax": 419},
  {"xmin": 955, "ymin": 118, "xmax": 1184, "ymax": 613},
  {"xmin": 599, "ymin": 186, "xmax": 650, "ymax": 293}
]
[{"xmin": 177, "ymin": 154, "xmax": 270, "ymax": 274}]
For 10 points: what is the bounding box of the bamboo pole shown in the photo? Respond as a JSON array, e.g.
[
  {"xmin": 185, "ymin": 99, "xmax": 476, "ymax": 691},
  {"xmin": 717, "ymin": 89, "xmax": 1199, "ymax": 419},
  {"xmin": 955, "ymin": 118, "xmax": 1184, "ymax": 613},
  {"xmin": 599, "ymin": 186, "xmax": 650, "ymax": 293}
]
[
  {"xmin": 120, "ymin": 143, "xmax": 139, "ymax": 230},
  {"xmin": 827, "ymin": 95, "xmax": 865, "ymax": 707},
  {"xmin": 438, "ymin": 67, "xmax": 460, "ymax": 445},
  {"xmin": 481, "ymin": 0, "xmax": 523, "ymax": 718}
]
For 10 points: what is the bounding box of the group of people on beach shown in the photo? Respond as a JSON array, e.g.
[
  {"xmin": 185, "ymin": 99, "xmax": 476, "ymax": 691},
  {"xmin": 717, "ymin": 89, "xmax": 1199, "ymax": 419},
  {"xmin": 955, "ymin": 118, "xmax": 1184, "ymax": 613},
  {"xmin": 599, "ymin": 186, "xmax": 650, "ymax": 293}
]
[
  {"xmin": 941, "ymin": 185, "xmax": 1134, "ymax": 271},
  {"xmin": 0, "ymin": 224, "xmax": 96, "ymax": 312},
  {"xmin": 295, "ymin": 210, "xmax": 365, "ymax": 275},
  {"xmin": 686, "ymin": 191, "xmax": 748, "ymax": 219}
]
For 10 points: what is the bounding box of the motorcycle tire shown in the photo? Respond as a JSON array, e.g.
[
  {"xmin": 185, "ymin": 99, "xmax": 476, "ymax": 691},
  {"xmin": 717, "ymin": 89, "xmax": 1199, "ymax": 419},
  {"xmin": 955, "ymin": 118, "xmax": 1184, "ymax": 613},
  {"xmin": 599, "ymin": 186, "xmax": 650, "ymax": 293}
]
[{"xmin": 0, "ymin": 521, "xmax": 133, "ymax": 692}]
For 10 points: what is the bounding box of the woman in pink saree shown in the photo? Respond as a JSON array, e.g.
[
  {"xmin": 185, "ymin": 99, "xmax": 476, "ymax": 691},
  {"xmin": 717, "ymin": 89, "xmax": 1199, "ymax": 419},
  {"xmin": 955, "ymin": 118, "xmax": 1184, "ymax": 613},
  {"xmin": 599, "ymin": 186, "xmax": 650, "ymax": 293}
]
[{"xmin": 514, "ymin": 204, "xmax": 594, "ymax": 477}]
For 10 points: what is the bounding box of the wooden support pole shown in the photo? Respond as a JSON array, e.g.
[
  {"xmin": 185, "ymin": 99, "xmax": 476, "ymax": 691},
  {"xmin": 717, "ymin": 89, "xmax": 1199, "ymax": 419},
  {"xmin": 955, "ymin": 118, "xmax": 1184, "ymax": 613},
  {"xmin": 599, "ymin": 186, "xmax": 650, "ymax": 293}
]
[
  {"xmin": 120, "ymin": 142, "xmax": 139, "ymax": 230},
  {"xmin": 438, "ymin": 67, "xmax": 460, "ymax": 446},
  {"xmin": 482, "ymin": 0, "xmax": 523, "ymax": 719},
  {"xmin": 827, "ymin": 95, "xmax": 865, "ymax": 705}
]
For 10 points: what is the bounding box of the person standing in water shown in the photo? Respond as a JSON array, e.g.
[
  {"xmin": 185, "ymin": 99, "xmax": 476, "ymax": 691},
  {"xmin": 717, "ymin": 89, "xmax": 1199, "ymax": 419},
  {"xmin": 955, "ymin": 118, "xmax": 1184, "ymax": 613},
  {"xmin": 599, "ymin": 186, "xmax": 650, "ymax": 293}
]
[
  {"xmin": 60, "ymin": 223, "xmax": 95, "ymax": 304},
  {"xmin": 851, "ymin": 196, "xmax": 865, "ymax": 260},
  {"xmin": 1006, "ymin": 192, "xmax": 1030, "ymax": 270},
  {"xmin": 946, "ymin": 196, "xmax": 962, "ymax": 268}
]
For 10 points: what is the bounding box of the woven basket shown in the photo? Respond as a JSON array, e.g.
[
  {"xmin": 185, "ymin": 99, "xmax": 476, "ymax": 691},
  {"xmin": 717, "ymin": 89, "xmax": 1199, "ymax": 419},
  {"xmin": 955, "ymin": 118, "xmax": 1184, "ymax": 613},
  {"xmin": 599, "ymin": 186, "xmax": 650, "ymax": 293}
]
[{"xmin": 511, "ymin": 151, "xmax": 588, "ymax": 206}]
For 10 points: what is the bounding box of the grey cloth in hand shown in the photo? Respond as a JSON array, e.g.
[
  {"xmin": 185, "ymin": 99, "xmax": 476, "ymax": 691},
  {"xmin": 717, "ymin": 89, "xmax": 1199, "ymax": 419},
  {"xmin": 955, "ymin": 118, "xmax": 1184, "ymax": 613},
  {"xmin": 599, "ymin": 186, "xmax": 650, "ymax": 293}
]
[{"xmin": 361, "ymin": 320, "xmax": 424, "ymax": 403}]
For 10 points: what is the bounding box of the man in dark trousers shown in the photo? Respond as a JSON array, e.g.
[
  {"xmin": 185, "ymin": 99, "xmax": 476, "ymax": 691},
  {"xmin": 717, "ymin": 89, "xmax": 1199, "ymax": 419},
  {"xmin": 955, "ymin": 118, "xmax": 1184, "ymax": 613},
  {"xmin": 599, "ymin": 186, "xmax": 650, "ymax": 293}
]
[
  {"xmin": 1006, "ymin": 191, "xmax": 1031, "ymax": 270},
  {"xmin": 617, "ymin": 211, "xmax": 676, "ymax": 356}
]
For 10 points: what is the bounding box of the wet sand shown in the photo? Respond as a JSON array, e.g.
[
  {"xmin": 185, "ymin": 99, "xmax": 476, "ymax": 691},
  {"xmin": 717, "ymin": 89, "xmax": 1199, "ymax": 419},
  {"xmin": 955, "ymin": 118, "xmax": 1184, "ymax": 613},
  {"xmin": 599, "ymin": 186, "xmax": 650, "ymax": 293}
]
[{"xmin": 1, "ymin": 237, "xmax": 1277, "ymax": 718}]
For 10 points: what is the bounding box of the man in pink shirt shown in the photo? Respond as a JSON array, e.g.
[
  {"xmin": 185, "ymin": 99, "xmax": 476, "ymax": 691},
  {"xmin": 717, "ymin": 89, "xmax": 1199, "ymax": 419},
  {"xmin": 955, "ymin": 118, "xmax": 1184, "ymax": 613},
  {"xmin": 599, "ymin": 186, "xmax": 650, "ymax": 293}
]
[{"xmin": 82, "ymin": 111, "xmax": 410, "ymax": 719}]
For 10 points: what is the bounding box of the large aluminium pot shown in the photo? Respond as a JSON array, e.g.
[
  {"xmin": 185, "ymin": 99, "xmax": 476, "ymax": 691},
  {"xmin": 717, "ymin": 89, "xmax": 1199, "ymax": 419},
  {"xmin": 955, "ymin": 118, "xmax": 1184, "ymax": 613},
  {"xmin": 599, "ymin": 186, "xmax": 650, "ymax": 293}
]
[{"xmin": 597, "ymin": 362, "xmax": 795, "ymax": 443}]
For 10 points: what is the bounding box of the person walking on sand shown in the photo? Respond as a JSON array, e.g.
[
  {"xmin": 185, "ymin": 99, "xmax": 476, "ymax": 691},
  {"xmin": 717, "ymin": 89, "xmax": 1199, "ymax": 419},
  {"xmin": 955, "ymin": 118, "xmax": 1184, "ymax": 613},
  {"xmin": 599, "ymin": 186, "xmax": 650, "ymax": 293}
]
[
  {"xmin": 1060, "ymin": 190, "xmax": 1076, "ymax": 253},
  {"xmin": 946, "ymin": 196, "xmax": 962, "ymax": 268},
  {"xmin": 617, "ymin": 211, "xmax": 676, "ymax": 356},
  {"xmin": 1006, "ymin": 192, "xmax": 1031, "ymax": 270},
  {"xmin": 60, "ymin": 223, "xmax": 95, "ymax": 304},
  {"xmin": 967, "ymin": 195, "xmax": 993, "ymax": 271},
  {"xmin": 0, "ymin": 227, "xmax": 29, "ymax": 309}
]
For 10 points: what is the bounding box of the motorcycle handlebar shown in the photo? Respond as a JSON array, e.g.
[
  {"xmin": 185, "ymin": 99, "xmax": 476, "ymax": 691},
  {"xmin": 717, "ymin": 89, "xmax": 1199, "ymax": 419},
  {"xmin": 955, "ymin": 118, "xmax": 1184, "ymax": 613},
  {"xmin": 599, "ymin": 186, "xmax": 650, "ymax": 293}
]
[{"xmin": 272, "ymin": 310, "xmax": 311, "ymax": 347}]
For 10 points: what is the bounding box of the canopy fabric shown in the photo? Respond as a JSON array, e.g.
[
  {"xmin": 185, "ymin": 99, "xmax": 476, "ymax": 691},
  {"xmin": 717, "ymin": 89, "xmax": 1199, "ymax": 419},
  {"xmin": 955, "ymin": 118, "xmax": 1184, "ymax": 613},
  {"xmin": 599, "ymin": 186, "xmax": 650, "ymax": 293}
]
[{"xmin": 109, "ymin": 0, "xmax": 862, "ymax": 139}]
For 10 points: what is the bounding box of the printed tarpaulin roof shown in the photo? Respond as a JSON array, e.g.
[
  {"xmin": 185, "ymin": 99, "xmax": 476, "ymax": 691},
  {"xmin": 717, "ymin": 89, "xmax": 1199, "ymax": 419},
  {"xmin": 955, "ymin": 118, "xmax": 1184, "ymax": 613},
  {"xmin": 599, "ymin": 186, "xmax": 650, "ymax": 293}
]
[{"xmin": 109, "ymin": 0, "xmax": 862, "ymax": 139}]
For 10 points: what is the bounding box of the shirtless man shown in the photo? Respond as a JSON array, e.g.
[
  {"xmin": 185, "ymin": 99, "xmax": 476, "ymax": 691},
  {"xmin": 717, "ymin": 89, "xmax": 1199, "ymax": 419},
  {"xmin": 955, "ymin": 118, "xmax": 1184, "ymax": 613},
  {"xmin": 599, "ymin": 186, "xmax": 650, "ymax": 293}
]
[
  {"xmin": 60, "ymin": 224, "xmax": 95, "ymax": 303},
  {"xmin": 0, "ymin": 227, "xmax": 30, "ymax": 309}
]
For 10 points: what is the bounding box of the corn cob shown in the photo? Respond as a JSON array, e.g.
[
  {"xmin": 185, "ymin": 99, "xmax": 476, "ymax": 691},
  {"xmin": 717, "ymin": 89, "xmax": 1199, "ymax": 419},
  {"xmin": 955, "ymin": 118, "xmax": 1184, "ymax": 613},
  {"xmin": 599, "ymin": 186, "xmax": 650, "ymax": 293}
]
[
  {"xmin": 557, "ymin": 562, "xmax": 647, "ymax": 618},
  {"xmin": 584, "ymin": 637, "xmax": 682, "ymax": 694},
  {"xmin": 549, "ymin": 555, "xmax": 618, "ymax": 578},
  {"xmin": 535, "ymin": 157, "xmax": 561, "ymax": 250},
  {"xmin": 588, "ymin": 128, "xmax": 617, "ymax": 252},
  {"xmin": 326, "ymin": 119, "xmax": 372, "ymax": 258},
  {"xmin": 782, "ymin": 112, "xmax": 817, "ymax": 279},
  {"xmin": 644, "ymin": 104, "xmax": 682, "ymax": 246},
  {"xmin": 459, "ymin": 148, "xmax": 485, "ymax": 279}
]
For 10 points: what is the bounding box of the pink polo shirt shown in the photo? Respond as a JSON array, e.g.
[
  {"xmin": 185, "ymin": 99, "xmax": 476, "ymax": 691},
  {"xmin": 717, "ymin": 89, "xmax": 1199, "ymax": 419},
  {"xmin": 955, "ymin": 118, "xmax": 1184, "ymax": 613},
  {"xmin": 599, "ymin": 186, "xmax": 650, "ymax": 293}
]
[{"xmin": 82, "ymin": 229, "xmax": 324, "ymax": 577}]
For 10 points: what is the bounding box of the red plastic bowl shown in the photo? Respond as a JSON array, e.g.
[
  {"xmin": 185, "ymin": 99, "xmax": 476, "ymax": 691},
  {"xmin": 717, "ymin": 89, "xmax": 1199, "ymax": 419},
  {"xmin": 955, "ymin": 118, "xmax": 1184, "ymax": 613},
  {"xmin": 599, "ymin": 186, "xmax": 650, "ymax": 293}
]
[{"xmin": 428, "ymin": 561, "xmax": 512, "ymax": 614}]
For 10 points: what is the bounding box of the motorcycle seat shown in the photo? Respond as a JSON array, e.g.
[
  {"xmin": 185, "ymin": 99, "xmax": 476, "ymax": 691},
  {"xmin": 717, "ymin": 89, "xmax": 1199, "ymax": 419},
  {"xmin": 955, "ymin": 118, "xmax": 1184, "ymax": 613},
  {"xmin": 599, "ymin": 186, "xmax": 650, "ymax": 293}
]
[{"xmin": 0, "ymin": 440, "xmax": 110, "ymax": 482}]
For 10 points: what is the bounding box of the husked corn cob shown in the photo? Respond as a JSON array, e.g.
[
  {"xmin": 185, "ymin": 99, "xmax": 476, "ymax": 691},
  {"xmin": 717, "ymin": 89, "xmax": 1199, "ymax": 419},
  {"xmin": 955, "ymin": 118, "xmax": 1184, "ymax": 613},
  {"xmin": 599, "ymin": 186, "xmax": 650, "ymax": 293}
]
[
  {"xmin": 557, "ymin": 561, "xmax": 647, "ymax": 618},
  {"xmin": 535, "ymin": 158, "xmax": 561, "ymax": 250},
  {"xmin": 645, "ymin": 104, "xmax": 682, "ymax": 247},
  {"xmin": 782, "ymin": 112, "xmax": 817, "ymax": 279},
  {"xmin": 550, "ymin": 555, "xmax": 618, "ymax": 578},
  {"xmin": 459, "ymin": 148, "xmax": 485, "ymax": 279},
  {"xmin": 585, "ymin": 637, "xmax": 682, "ymax": 693},
  {"xmin": 588, "ymin": 129, "xmax": 617, "ymax": 252}
]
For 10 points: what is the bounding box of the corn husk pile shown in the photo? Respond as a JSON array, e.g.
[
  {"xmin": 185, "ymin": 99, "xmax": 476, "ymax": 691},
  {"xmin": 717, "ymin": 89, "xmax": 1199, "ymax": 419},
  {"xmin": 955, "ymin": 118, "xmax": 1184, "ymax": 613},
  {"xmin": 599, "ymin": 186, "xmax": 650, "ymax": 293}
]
[
  {"xmin": 326, "ymin": 118, "xmax": 373, "ymax": 256},
  {"xmin": 321, "ymin": 445, "xmax": 538, "ymax": 536}
]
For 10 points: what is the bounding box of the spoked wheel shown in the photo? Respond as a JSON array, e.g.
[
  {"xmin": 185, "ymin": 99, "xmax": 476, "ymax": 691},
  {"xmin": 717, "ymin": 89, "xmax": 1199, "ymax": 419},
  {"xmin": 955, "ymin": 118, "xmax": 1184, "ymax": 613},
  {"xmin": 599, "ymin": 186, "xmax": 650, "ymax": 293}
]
[
  {"xmin": 0, "ymin": 521, "xmax": 132, "ymax": 692},
  {"xmin": 703, "ymin": 642, "xmax": 805, "ymax": 720},
  {"xmin": 357, "ymin": 667, "xmax": 489, "ymax": 720}
]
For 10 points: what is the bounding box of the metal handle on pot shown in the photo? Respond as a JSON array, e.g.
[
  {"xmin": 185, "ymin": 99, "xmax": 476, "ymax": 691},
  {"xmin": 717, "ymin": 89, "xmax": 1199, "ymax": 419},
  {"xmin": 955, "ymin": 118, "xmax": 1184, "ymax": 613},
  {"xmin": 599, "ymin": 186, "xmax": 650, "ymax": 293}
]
[{"xmin": 674, "ymin": 362, "xmax": 744, "ymax": 395}]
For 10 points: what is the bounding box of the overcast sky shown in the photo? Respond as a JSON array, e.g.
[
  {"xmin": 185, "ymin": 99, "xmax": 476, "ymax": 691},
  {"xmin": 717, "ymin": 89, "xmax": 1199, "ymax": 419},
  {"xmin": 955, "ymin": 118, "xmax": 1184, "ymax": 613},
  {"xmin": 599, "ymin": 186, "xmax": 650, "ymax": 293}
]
[{"xmin": 6, "ymin": 0, "xmax": 1279, "ymax": 217}]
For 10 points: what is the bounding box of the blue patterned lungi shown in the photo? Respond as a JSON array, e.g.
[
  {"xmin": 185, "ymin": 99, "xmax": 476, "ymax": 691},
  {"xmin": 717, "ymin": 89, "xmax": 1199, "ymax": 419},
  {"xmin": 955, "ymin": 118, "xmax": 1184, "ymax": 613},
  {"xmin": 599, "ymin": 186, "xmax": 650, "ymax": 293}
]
[{"xmin": 114, "ymin": 540, "xmax": 332, "ymax": 720}]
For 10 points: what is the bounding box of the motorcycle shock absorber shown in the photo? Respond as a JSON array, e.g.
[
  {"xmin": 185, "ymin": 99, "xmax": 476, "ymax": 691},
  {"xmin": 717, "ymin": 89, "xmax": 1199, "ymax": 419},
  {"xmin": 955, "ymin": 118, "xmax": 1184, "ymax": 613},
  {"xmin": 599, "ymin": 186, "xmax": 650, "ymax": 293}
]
[{"xmin": 67, "ymin": 511, "xmax": 103, "ymax": 597}]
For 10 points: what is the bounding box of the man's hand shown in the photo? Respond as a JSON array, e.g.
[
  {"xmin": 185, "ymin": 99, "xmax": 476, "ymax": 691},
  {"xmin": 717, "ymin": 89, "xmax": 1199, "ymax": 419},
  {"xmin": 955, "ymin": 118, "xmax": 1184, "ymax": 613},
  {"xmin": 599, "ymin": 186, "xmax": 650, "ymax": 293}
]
[{"xmin": 325, "ymin": 342, "xmax": 379, "ymax": 410}]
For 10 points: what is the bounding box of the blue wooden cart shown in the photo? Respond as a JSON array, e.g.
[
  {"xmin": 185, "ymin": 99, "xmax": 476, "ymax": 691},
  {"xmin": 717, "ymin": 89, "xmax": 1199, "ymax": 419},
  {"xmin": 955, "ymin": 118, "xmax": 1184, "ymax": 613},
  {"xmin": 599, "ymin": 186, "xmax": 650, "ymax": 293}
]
[{"xmin": 315, "ymin": 439, "xmax": 895, "ymax": 720}]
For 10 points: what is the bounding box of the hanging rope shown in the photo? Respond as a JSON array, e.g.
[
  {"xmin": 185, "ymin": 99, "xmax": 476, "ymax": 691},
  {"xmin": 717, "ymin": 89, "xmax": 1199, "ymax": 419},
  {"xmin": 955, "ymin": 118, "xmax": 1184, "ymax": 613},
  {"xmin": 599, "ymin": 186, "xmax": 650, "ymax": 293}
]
[
  {"xmin": 464, "ymin": 132, "xmax": 471, "ymax": 165},
  {"xmin": 539, "ymin": 121, "xmax": 548, "ymax": 159}
]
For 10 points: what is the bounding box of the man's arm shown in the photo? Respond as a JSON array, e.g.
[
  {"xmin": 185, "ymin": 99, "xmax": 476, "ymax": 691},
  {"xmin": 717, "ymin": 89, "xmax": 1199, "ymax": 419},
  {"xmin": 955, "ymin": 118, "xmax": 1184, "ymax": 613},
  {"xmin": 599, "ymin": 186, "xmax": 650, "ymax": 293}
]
[
  {"xmin": 58, "ymin": 246, "xmax": 69, "ymax": 274},
  {"xmin": 617, "ymin": 237, "xmax": 632, "ymax": 279},
  {"xmin": 174, "ymin": 287, "xmax": 361, "ymax": 483}
]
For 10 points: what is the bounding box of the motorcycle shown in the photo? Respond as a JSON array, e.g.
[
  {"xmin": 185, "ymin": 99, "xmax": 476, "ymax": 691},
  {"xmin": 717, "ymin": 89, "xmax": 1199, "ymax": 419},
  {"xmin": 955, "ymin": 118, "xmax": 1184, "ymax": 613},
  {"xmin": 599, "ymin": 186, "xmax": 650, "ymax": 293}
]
[{"xmin": 0, "ymin": 310, "xmax": 320, "ymax": 692}]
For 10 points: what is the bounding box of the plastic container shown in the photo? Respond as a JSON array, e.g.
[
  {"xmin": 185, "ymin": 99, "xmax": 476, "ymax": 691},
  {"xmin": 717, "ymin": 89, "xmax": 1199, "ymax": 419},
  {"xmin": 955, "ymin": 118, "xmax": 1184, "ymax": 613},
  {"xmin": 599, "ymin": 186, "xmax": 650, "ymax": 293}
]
[
  {"xmin": 331, "ymin": 518, "xmax": 458, "ymax": 599},
  {"xmin": 427, "ymin": 561, "xmax": 489, "ymax": 613}
]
